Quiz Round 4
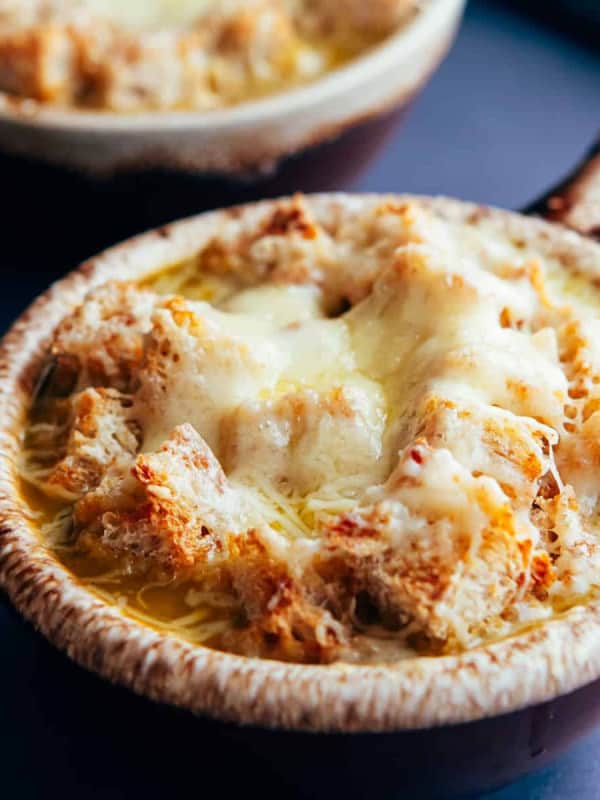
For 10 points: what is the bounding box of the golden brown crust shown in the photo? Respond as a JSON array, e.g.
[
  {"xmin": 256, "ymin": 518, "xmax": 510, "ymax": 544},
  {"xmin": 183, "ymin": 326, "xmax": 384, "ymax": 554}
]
[
  {"xmin": 12, "ymin": 192, "xmax": 600, "ymax": 656},
  {"xmin": 0, "ymin": 23, "xmax": 76, "ymax": 102},
  {"xmin": 43, "ymin": 387, "xmax": 139, "ymax": 498},
  {"xmin": 417, "ymin": 395, "xmax": 553, "ymax": 503},
  {"xmin": 223, "ymin": 532, "xmax": 345, "ymax": 663},
  {"xmin": 52, "ymin": 282, "xmax": 157, "ymax": 392},
  {"xmin": 319, "ymin": 442, "xmax": 531, "ymax": 647},
  {"xmin": 76, "ymin": 423, "xmax": 236, "ymax": 577}
]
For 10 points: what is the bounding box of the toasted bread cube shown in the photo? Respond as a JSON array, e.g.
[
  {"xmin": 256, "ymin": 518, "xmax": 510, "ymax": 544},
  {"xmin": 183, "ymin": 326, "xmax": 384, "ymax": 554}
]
[
  {"xmin": 298, "ymin": 0, "xmax": 415, "ymax": 39},
  {"xmin": 0, "ymin": 24, "xmax": 76, "ymax": 102},
  {"xmin": 417, "ymin": 395, "xmax": 557, "ymax": 504},
  {"xmin": 52, "ymin": 282, "xmax": 157, "ymax": 392},
  {"xmin": 76, "ymin": 424, "xmax": 241, "ymax": 578},
  {"xmin": 534, "ymin": 488, "xmax": 600, "ymax": 599},
  {"xmin": 321, "ymin": 444, "xmax": 533, "ymax": 648},
  {"xmin": 222, "ymin": 532, "xmax": 346, "ymax": 663},
  {"xmin": 86, "ymin": 33, "xmax": 193, "ymax": 113},
  {"xmin": 135, "ymin": 295, "xmax": 283, "ymax": 453},
  {"xmin": 43, "ymin": 387, "xmax": 139, "ymax": 500}
]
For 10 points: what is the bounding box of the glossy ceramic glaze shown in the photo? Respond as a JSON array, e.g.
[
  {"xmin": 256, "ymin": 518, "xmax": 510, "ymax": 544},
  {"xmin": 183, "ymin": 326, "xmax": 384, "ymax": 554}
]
[
  {"xmin": 223, "ymin": 678, "xmax": 600, "ymax": 799},
  {"xmin": 0, "ymin": 107, "xmax": 405, "ymax": 271}
]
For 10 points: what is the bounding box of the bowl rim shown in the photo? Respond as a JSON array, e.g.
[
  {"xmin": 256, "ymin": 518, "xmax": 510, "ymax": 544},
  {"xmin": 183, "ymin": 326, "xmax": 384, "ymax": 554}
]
[
  {"xmin": 0, "ymin": 0, "xmax": 465, "ymax": 133},
  {"xmin": 2, "ymin": 191, "xmax": 600, "ymax": 734}
]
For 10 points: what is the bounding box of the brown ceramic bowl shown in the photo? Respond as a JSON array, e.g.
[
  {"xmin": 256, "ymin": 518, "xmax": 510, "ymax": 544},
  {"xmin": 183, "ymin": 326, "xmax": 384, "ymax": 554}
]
[
  {"xmin": 3, "ymin": 166, "xmax": 600, "ymax": 796},
  {"xmin": 0, "ymin": 0, "xmax": 464, "ymax": 175},
  {"xmin": 0, "ymin": 0, "xmax": 464, "ymax": 271}
]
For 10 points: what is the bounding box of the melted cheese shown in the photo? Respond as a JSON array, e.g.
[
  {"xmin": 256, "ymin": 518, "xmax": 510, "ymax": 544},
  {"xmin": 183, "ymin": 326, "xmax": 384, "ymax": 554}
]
[
  {"xmin": 86, "ymin": 0, "xmax": 215, "ymax": 31},
  {"xmin": 137, "ymin": 287, "xmax": 388, "ymax": 504},
  {"xmin": 21, "ymin": 197, "xmax": 600, "ymax": 663},
  {"xmin": 0, "ymin": 0, "xmax": 408, "ymax": 111}
]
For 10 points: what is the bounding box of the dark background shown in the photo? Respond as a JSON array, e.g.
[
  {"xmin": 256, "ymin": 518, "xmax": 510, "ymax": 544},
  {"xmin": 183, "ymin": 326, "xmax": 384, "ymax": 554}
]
[{"xmin": 2, "ymin": 1, "xmax": 600, "ymax": 797}]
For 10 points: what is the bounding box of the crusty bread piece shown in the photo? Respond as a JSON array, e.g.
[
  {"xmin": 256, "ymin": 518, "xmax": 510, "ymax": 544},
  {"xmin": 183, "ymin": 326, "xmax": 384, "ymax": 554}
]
[
  {"xmin": 299, "ymin": 0, "xmax": 417, "ymax": 38},
  {"xmin": 319, "ymin": 443, "xmax": 534, "ymax": 648},
  {"xmin": 222, "ymin": 531, "xmax": 346, "ymax": 663},
  {"xmin": 43, "ymin": 387, "xmax": 139, "ymax": 500},
  {"xmin": 76, "ymin": 423, "xmax": 243, "ymax": 577},
  {"xmin": 52, "ymin": 282, "xmax": 157, "ymax": 392},
  {"xmin": 0, "ymin": 23, "xmax": 76, "ymax": 102}
]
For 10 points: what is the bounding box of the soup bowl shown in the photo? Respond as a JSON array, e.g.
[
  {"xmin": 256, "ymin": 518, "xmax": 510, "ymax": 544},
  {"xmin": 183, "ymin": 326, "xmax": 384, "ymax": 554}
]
[
  {"xmin": 0, "ymin": 0, "xmax": 465, "ymax": 271},
  {"xmin": 3, "ymin": 144, "xmax": 600, "ymax": 795}
]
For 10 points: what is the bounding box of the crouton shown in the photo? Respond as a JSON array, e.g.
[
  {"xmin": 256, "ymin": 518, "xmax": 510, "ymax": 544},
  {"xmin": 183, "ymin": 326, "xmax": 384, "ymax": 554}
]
[
  {"xmin": 532, "ymin": 487, "xmax": 600, "ymax": 600},
  {"xmin": 222, "ymin": 532, "xmax": 346, "ymax": 663},
  {"xmin": 135, "ymin": 295, "xmax": 283, "ymax": 452},
  {"xmin": 319, "ymin": 444, "xmax": 533, "ymax": 649},
  {"xmin": 0, "ymin": 23, "xmax": 76, "ymax": 102},
  {"xmin": 76, "ymin": 424, "xmax": 243, "ymax": 578},
  {"xmin": 239, "ymin": 196, "xmax": 337, "ymax": 293},
  {"xmin": 52, "ymin": 282, "xmax": 157, "ymax": 392},
  {"xmin": 43, "ymin": 387, "xmax": 139, "ymax": 500},
  {"xmin": 417, "ymin": 395, "xmax": 557, "ymax": 504},
  {"xmin": 298, "ymin": 0, "xmax": 417, "ymax": 39}
]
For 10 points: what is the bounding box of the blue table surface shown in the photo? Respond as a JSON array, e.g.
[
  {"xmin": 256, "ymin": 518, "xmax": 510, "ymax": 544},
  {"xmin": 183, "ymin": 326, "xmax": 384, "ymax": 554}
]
[{"xmin": 3, "ymin": 1, "xmax": 600, "ymax": 797}]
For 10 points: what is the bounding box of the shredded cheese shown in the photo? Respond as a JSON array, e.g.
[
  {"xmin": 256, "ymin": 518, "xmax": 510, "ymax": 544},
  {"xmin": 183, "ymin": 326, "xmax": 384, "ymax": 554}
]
[{"xmin": 20, "ymin": 196, "xmax": 600, "ymax": 663}]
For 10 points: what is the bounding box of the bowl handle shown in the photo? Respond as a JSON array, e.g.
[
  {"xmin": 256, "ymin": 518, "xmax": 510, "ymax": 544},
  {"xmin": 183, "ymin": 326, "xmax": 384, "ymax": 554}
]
[{"xmin": 524, "ymin": 136, "xmax": 600, "ymax": 238}]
